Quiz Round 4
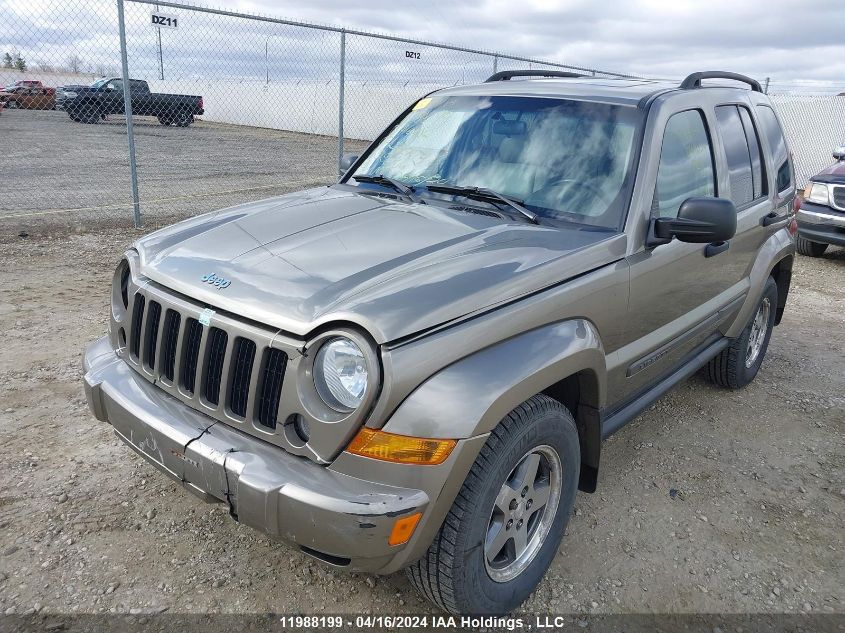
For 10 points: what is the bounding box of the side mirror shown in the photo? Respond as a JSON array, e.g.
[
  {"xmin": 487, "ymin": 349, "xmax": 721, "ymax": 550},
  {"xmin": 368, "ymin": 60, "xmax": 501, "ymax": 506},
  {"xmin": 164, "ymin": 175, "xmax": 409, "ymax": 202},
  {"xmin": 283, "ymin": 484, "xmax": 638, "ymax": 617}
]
[
  {"xmin": 338, "ymin": 153, "xmax": 359, "ymax": 178},
  {"xmin": 647, "ymin": 197, "xmax": 737, "ymax": 247},
  {"xmin": 833, "ymin": 146, "xmax": 845, "ymax": 162}
]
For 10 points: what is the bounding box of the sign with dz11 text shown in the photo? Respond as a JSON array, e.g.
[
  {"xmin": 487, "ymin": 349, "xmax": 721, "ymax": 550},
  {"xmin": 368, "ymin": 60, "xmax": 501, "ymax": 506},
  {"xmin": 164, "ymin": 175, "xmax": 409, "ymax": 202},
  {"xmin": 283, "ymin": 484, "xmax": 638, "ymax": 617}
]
[{"xmin": 151, "ymin": 12, "xmax": 179, "ymax": 29}]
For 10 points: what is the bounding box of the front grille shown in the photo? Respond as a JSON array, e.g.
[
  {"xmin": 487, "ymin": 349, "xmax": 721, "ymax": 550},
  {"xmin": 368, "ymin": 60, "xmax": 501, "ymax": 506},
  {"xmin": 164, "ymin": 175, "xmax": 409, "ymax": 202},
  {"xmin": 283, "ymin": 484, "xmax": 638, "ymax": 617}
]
[
  {"xmin": 832, "ymin": 185, "xmax": 845, "ymax": 211},
  {"xmin": 126, "ymin": 288, "xmax": 288, "ymax": 434}
]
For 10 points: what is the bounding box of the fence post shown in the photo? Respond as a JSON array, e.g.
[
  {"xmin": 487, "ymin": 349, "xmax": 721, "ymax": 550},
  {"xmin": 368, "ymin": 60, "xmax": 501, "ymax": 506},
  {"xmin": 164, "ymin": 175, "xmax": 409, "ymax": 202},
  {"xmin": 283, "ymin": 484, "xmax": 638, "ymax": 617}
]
[
  {"xmin": 764, "ymin": 77, "xmax": 770, "ymax": 94},
  {"xmin": 337, "ymin": 28, "xmax": 346, "ymax": 175},
  {"xmin": 493, "ymin": 54, "xmax": 498, "ymax": 74},
  {"xmin": 117, "ymin": 0, "xmax": 142, "ymax": 227},
  {"xmin": 155, "ymin": 3, "xmax": 164, "ymax": 80}
]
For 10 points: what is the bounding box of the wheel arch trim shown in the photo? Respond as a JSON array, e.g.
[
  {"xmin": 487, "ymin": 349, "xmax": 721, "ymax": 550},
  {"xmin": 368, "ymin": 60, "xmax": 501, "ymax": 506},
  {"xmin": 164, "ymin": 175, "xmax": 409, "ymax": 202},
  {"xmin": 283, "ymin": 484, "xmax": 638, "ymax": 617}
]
[{"xmin": 382, "ymin": 319, "xmax": 606, "ymax": 440}]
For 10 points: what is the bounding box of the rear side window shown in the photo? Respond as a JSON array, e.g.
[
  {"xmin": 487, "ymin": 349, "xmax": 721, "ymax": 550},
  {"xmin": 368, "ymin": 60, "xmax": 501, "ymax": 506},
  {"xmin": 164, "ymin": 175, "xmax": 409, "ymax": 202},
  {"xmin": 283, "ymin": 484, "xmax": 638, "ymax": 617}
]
[
  {"xmin": 715, "ymin": 105, "xmax": 766, "ymax": 205},
  {"xmin": 715, "ymin": 106, "xmax": 754, "ymax": 205},
  {"xmin": 654, "ymin": 110, "xmax": 715, "ymax": 218},
  {"xmin": 738, "ymin": 107, "xmax": 765, "ymax": 199},
  {"xmin": 756, "ymin": 105, "xmax": 791, "ymax": 193}
]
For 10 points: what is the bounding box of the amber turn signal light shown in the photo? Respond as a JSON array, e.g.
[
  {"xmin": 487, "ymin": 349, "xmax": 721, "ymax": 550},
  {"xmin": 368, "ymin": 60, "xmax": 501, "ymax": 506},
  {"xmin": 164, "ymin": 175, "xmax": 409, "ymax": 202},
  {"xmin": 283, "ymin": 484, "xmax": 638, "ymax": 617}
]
[
  {"xmin": 388, "ymin": 512, "xmax": 423, "ymax": 546},
  {"xmin": 345, "ymin": 428, "xmax": 456, "ymax": 465}
]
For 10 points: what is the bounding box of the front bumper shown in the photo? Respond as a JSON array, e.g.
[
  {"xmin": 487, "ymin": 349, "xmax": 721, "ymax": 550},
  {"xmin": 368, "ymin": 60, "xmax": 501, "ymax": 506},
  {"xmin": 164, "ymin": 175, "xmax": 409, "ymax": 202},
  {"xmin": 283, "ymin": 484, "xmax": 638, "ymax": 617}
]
[
  {"xmin": 796, "ymin": 202, "xmax": 845, "ymax": 247},
  {"xmin": 83, "ymin": 336, "xmax": 437, "ymax": 573}
]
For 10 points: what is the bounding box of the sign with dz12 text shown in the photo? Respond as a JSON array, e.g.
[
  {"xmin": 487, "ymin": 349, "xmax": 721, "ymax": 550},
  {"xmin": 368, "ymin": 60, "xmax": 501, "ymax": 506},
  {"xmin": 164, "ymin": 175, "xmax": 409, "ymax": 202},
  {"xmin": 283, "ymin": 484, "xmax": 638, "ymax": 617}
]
[{"xmin": 151, "ymin": 12, "xmax": 179, "ymax": 29}]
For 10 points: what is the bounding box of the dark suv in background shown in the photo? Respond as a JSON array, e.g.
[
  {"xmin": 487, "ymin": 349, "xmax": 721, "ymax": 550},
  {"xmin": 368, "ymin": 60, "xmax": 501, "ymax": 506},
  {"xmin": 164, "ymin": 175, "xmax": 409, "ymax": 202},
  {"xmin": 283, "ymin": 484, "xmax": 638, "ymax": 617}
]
[{"xmin": 796, "ymin": 146, "xmax": 845, "ymax": 256}]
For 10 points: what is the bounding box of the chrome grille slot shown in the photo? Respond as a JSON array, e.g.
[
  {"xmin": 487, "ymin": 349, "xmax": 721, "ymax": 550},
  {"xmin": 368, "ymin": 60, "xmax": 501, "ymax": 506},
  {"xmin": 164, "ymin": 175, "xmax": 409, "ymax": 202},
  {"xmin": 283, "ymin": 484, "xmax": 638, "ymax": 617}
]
[
  {"xmin": 143, "ymin": 301, "xmax": 162, "ymax": 371},
  {"xmin": 202, "ymin": 327, "xmax": 228, "ymax": 406},
  {"xmin": 228, "ymin": 338, "xmax": 256, "ymax": 418},
  {"xmin": 129, "ymin": 294, "xmax": 146, "ymax": 361},
  {"xmin": 181, "ymin": 318, "xmax": 203, "ymax": 395},
  {"xmin": 160, "ymin": 310, "xmax": 181, "ymax": 382},
  {"xmin": 257, "ymin": 348, "xmax": 288, "ymax": 430}
]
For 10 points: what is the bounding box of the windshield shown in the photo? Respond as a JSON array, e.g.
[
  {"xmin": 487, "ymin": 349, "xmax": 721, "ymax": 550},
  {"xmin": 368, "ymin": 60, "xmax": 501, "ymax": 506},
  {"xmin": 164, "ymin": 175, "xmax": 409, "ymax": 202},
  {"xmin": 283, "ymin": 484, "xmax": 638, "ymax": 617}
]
[
  {"xmin": 91, "ymin": 78, "xmax": 109, "ymax": 89},
  {"xmin": 351, "ymin": 95, "xmax": 641, "ymax": 229}
]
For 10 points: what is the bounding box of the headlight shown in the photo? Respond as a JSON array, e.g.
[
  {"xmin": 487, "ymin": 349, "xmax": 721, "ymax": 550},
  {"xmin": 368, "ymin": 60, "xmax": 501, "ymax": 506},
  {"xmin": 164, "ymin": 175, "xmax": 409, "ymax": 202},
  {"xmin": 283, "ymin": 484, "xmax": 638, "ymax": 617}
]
[
  {"xmin": 805, "ymin": 182, "xmax": 830, "ymax": 206},
  {"xmin": 63, "ymin": 91, "xmax": 77, "ymax": 97},
  {"xmin": 314, "ymin": 337, "xmax": 369, "ymax": 411}
]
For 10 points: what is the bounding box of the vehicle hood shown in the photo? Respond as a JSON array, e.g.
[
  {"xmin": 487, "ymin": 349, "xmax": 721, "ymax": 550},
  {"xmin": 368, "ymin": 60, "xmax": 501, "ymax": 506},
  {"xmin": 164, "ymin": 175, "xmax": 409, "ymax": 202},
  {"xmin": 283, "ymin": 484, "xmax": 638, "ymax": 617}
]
[
  {"xmin": 812, "ymin": 160, "xmax": 845, "ymax": 185},
  {"xmin": 135, "ymin": 187, "xmax": 626, "ymax": 343}
]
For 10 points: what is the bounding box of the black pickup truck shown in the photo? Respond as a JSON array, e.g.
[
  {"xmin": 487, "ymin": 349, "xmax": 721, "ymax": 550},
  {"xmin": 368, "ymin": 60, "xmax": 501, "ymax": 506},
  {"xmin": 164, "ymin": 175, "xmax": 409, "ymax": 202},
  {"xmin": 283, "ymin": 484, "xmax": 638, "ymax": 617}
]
[{"xmin": 63, "ymin": 78, "xmax": 204, "ymax": 126}]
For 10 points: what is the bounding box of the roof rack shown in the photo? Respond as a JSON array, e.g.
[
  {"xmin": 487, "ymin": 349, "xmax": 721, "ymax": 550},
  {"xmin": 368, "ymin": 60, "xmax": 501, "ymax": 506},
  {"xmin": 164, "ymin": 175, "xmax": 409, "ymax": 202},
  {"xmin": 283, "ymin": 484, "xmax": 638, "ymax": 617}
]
[
  {"xmin": 680, "ymin": 71, "xmax": 762, "ymax": 92},
  {"xmin": 485, "ymin": 70, "xmax": 584, "ymax": 83}
]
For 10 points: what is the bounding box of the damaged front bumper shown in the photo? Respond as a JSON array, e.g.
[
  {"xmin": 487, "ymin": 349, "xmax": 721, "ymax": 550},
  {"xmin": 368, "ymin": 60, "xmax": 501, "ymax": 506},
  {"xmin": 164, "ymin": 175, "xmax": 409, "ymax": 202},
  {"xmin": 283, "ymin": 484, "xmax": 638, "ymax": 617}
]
[{"xmin": 83, "ymin": 336, "xmax": 432, "ymax": 573}]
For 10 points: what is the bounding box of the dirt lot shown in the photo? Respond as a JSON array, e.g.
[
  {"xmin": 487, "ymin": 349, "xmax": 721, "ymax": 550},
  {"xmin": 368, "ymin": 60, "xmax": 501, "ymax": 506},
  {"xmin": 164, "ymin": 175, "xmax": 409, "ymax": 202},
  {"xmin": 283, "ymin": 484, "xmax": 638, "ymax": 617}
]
[
  {"xmin": 0, "ymin": 108, "xmax": 843, "ymax": 624},
  {"xmin": 0, "ymin": 226, "xmax": 841, "ymax": 621}
]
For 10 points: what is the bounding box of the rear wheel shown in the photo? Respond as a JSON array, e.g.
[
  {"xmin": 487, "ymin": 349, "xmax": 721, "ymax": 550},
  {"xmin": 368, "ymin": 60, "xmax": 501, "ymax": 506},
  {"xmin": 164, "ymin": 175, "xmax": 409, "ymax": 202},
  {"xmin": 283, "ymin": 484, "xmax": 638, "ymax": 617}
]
[
  {"xmin": 6, "ymin": 99, "xmax": 18, "ymax": 109},
  {"xmin": 707, "ymin": 276, "xmax": 777, "ymax": 389},
  {"xmin": 157, "ymin": 115, "xmax": 173, "ymax": 126},
  {"xmin": 796, "ymin": 235, "xmax": 828, "ymax": 257},
  {"xmin": 406, "ymin": 394, "xmax": 579, "ymax": 614},
  {"xmin": 174, "ymin": 111, "xmax": 194, "ymax": 127},
  {"xmin": 78, "ymin": 107, "xmax": 101, "ymax": 124}
]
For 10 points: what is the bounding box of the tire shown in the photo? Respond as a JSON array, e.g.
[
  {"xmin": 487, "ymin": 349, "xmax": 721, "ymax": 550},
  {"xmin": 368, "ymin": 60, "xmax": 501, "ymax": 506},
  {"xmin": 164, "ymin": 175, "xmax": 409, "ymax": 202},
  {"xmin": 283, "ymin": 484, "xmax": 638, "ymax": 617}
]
[
  {"xmin": 6, "ymin": 100, "xmax": 17, "ymax": 109},
  {"xmin": 796, "ymin": 235, "xmax": 828, "ymax": 257},
  {"xmin": 157, "ymin": 115, "xmax": 172, "ymax": 126},
  {"xmin": 707, "ymin": 276, "xmax": 777, "ymax": 389},
  {"xmin": 406, "ymin": 394, "xmax": 580, "ymax": 614},
  {"xmin": 79, "ymin": 108, "xmax": 101, "ymax": 124},
  {"xmin": 174, "ymin": 112, "xmax": 194, "ymax": 127}
]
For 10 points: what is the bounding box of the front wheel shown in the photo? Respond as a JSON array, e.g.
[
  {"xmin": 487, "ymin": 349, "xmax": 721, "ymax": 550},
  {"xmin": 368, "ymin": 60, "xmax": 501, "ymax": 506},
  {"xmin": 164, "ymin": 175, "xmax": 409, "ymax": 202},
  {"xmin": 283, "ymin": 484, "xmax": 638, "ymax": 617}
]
[
  {"xmin": 796, "ymin": 235, "xmax": 828, "ymax": 257},
  {"xmin": 707, "ymin": 276, "xmax": 777, "ymax": 389},
  {"xmin": 406, "ymin": 395, "xmax": 580, "ymax": 614}
]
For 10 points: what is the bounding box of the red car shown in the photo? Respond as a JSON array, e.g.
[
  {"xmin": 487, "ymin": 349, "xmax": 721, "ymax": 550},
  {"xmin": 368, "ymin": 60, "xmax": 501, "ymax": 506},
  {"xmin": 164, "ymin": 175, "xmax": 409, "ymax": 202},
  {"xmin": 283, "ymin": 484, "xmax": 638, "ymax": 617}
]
[
  {"xmin": 3, "ymin": 79, "xmax": 47, "ymax": 91},
  {"xmin": 796, "ymin": 146, "xmax": 845, "ymax": 256}
]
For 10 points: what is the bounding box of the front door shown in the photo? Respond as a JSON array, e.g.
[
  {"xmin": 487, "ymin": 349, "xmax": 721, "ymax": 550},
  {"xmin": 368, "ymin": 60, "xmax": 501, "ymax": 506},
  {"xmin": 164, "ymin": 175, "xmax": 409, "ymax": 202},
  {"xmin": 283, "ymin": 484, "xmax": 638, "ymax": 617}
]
[{"xmin": 614, "ymin": 107, "xmax": 748, "ymax": 402}]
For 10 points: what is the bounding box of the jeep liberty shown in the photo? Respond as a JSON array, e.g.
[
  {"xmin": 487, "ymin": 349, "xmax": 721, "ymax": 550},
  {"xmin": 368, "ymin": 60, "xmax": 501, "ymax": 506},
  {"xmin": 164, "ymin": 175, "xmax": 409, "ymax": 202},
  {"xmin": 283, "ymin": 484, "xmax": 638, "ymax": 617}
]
[{"xmin": 83, "ymin": 70, "xmax": 796, "ymax": 614}]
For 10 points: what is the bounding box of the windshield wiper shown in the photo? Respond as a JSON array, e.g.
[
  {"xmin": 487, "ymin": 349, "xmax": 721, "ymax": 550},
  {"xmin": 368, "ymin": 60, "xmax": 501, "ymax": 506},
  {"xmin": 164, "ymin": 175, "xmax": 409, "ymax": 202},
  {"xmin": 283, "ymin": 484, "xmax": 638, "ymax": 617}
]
[
  {"xmin": 425, "ymin": 184, "xmax": 540, "ymax": 224},
  {"xmin": 352, "ymin": 174, "xmax": 422, "ymax": 203}
]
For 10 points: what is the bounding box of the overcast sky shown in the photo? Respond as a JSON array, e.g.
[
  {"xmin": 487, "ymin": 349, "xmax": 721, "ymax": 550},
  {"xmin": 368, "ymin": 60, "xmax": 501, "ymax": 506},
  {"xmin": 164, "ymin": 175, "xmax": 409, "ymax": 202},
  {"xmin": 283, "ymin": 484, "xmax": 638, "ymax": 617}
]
[
  {"xmin": 2, "ymin": 0, "xmax": 843, "ymax": 92},
  {"xmin": 231, "ymin": 0, "xmax": 845, "ymax": 92}
]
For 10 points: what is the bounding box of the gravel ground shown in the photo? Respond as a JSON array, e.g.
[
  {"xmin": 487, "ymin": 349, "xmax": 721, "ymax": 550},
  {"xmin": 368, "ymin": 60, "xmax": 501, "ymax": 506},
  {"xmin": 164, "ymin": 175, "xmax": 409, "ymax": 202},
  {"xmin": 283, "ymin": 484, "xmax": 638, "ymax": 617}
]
[{"xmin": 0, "ymin": 108, "xmax": 842, "ymax": 624}]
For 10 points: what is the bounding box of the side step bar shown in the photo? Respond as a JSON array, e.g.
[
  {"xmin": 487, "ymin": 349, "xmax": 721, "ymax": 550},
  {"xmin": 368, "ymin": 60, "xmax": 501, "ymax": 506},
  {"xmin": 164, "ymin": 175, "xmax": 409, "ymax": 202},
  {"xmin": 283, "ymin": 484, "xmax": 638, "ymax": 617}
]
[{"xmin": 601, "ymin": 336, "xmax": 730, "ymax": 440}]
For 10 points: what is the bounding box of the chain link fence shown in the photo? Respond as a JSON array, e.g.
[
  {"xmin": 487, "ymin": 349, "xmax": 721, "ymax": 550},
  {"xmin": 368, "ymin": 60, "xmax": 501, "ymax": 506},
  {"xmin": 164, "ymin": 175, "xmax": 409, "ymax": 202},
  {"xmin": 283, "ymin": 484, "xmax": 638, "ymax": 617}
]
[{"xmin": 1, "ymin": 0, "xmax": 843, "ymax": 230}]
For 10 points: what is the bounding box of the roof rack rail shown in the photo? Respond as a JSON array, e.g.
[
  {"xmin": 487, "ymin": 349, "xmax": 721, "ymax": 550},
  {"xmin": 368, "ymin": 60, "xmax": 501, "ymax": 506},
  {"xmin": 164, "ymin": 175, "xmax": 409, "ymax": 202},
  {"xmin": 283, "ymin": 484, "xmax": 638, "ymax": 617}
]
[
  {"xmin": 680, "ymin": 71, "xmax": 763, "ymax": 92},
  {"xmin": 485, "ymin": 70, "xmax": 584, "ymax": 83}
]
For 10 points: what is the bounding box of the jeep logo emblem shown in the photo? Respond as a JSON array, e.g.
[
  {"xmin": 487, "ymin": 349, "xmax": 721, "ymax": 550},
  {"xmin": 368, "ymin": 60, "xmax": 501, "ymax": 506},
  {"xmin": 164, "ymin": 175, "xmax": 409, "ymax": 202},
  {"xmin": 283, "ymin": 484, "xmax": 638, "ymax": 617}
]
[{"xmin": 201, "ymin": 273, "xmax": 231, "ymax": 289}]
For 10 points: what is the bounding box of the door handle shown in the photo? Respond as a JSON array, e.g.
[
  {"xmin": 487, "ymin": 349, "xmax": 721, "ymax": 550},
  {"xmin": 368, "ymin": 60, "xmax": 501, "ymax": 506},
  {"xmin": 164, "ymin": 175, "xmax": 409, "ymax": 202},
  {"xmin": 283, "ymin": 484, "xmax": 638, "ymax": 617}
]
[
  {"xmin": 704, "ymin": 240, "xmax": 730, "ymax": 257},
  {"xmin": 760, "ymin": 212, "xmax": 789, "ymax": 227}
]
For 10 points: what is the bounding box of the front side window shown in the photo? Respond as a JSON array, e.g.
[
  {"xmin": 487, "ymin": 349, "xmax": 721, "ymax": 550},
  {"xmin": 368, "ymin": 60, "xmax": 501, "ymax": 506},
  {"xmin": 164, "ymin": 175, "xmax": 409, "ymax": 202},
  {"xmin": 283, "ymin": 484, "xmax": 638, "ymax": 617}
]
[
  {"xmin": 654, "ymin": 110, "xmax": 715, "ymax": 218},
  {"xmin": 352, "ymin": 95, "xmax": 642, "ymax": 229},
  {"xmin": 756, "ymin": 105, "xmax": 791, "ymax": 193}
]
